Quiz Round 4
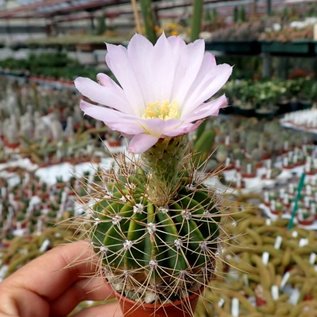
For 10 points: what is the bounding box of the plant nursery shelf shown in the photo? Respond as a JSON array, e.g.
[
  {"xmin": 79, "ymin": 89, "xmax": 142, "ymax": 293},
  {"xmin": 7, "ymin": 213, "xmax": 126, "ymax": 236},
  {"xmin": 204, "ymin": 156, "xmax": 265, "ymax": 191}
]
[
  {"xmin": 205, "ymin": 41, "xmax": 261, "ymax": 55},
  {"xmin": 206, "ymin": 40, "xmax": 317, "ymax": 57},
  {"xmin": 0, "ymin": 70, "xmax": 75, "ymax": 90},
  {"xmin": 261, "ymin": 41, "xmax": 316, "ymax": 57}
]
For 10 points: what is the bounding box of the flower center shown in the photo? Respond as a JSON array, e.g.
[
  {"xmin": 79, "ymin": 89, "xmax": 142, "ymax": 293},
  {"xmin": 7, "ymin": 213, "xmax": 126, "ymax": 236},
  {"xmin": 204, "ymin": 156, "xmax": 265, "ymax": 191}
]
[{"xmin": 142, "ymin": 100, "xmax": 180, "ymax": 120}]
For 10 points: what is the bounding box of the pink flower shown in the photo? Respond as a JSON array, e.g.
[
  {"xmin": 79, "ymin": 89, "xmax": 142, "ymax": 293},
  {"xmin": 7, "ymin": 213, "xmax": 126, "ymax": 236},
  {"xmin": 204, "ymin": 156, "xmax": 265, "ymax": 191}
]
[{"xmin": 75, "ymin": 34, "xmax": 232, "ymax": 153}]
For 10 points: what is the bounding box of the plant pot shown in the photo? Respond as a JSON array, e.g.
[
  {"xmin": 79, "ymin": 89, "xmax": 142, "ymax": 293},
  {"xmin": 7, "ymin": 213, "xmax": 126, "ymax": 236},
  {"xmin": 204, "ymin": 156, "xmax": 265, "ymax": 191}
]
[
  {"xmin": 271, "ymin": 209, "xmax": 282, "ymax": 216},
  {"xmin": 305, "ymin": 170, "xmax": 317, "ymax": 176},
  {"xmin": 114, "ymin": 291, "xmax": 200, "ymax": 317},
  {"xmin": 241, "ymin": 172, "xmax": 257, "ymax": 179},
  {"xmin": 3, "ymin": 137, "xmax": 20, "ymax": 149},
  {"xmin": 297, "ymin": 215, "xmax": 315, "ymax": 226},
  {"xmin": 224, "ymin": 163, "xmax": 235, "ymax": 171},
  {"xmin": 255, "ymin": 296, "xmax": 267, "ymax": 307}
]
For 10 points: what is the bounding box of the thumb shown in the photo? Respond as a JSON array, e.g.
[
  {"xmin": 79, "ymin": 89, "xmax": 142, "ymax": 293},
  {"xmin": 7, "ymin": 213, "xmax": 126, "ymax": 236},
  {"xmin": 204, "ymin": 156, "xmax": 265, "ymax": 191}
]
[{"xmin": 71, "ymin": 302, "xmax": 122, "ymax": 317}]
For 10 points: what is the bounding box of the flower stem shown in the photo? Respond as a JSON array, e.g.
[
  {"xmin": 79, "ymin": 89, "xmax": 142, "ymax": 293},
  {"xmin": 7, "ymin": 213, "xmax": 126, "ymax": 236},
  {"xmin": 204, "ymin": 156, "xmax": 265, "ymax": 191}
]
[{"xmin": 141, "ymin": 136, "xmax": 188, "ymax": 206}]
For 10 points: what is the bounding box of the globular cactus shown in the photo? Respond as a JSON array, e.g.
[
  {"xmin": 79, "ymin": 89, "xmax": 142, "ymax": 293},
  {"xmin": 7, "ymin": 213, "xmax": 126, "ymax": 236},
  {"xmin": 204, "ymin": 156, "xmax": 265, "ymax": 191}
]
[{"xmin": 84, "ymin": 136, "xmax": 222, "ymax": 303}]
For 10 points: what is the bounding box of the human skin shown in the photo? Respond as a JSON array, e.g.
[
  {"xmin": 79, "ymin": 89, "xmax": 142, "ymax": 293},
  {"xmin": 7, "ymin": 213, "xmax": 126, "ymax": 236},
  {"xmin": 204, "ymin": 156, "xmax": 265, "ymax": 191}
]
[{"xmin": 0, "ymin": 241, "xmax": 122, "ymax": 317}]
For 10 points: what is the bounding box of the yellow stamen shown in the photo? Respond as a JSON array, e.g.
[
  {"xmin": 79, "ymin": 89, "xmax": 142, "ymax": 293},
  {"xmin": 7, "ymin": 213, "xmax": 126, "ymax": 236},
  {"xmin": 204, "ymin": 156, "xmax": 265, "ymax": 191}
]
[{"xmin": 142, "ymin": 100, "xmax": 180, "ymax": 120}]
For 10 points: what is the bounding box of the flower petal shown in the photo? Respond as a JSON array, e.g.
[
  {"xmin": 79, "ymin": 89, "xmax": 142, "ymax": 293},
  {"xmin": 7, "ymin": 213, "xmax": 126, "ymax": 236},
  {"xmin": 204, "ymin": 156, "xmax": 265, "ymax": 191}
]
[
  {"xmin": 128, "ymin": 134, "xmax": 159, "ymax": 153},
  {"xmin": 151, "ymin": 33, "xmax": 177, "ymax": 101},
  {"xmin": 183, "ymin": 95, "xmax": 228, "ymax": 122},
  {"xmin": 139, "ymin": 118, "xmax": 200, "ymax": 138},
  {"xmin": 181, "ymin": 52, "xmax": 216, "ymax": 107},
  {"xmin": 80, "ymin": 100, "xmax": 143, "ymax": 135},
  {"xmin": 181, "ymin": 64, "xmax": 232, "ymax": 116},
  {"xmin": 96, "ymin": 72, "xmax": 113, "ymax": 86},
  {"xmin": 138, "ymin": 118, "xmax": 181, "ymax": 137},
  {"xmin": 171, "ymin": 39, "xmax": 205, "ymax": 106},
  {"xmin": 127, "ymin": 34, "xmax": 154, "ymax": 104},
  {"xmin": 96, "ymin": 73, "xmax": 120, "ymax": 89},
  {"xmin": 167, "ymin": 35, "xmax": 186, "ymax": 50},
  {"xmin": 74, "ymin": 77, "xmax": 130, "ymax": 114},
  {"xmin": 163, "ymin": 120, "xmax": 202, "ymax": 137},
  {"xmin": 106, "ymin": 43, "xmax": 145, "ymax": 115}
]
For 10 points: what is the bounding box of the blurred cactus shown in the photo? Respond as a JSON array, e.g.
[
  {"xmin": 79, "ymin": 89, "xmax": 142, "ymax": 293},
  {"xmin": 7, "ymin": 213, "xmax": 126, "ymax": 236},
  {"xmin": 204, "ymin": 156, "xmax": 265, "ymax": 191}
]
[
  {"xmin": 95, "ymin": 15, "xmax": 107, "ymax": 35},
  {"xmin": 191, "ymin": 0, "xmax": 204, "ymax": 41},
  {"xmin": 140, "ymin": 0, "xmax": 157, "ymax": 44},
  {"xmin": 193, "ymin": 122, "xmax": 216, "ymax": 167}
]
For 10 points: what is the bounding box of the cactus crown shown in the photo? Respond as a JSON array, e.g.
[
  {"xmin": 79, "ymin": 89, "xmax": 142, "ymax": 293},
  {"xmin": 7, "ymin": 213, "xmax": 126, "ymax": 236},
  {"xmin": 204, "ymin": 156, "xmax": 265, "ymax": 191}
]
[{"xmin": 80, "ymin": 135, "xmax": 223, "ymax": 305}]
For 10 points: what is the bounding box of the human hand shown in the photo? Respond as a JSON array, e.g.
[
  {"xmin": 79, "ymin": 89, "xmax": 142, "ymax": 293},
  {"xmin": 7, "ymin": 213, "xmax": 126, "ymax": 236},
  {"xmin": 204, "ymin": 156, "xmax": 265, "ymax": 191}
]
[{"xmin": 0, "ymin": 240, "xmax": 122, "ymax": 317}]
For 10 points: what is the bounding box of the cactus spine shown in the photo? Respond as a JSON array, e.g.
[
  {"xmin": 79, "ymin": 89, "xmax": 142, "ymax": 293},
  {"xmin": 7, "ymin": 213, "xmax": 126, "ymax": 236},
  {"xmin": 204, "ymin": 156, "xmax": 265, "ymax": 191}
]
[{"xmin": 86, "ymin": 135, "xmax": 221, "ymax": 303}]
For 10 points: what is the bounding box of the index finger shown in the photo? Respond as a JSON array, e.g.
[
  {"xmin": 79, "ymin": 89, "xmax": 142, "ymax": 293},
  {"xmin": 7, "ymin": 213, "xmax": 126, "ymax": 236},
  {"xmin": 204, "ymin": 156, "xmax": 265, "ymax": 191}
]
[{"xmin": 2, "ymin": 240, "xmax": 111, "ymax": 301}]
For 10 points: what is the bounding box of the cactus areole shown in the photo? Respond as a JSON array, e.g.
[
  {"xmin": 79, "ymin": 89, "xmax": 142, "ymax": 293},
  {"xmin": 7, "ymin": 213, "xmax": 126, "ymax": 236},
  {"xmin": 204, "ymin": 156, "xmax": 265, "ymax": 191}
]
[{"xmin": 75, "ymin": 34, "xmax": 231, "ymax": 315}]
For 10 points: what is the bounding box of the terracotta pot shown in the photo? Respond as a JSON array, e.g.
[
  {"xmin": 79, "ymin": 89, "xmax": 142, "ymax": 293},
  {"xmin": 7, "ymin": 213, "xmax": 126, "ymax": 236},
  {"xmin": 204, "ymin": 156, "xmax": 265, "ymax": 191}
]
[
  {"xmin": 115, "ymin": 291, "xmax": 200, "ymax": 317},
  {"xmin": 224, "ymin": 164, "xmax": 235, "ymax": 171},
  {"xmin": 255, "ymin": 296, "xmax": 267, "ymax": 307},
  {"xmin": 108, "ymin": 139, "xmax": 122, "ymax": 147},
  {"xmin": 305, "ymin": 170, "xmax": 317, "ymax": 176},
  {"xmin": 3, "ymin": 137, "xmax": 19, "ymax": 149},
  {"xmin": 297, "ymin": 215, "xmax": 315, "ymax": 226},
  {"xmin": 304, "ymin": 294, "xmax": 313, "ymax": 301},
  {"xmin": 283, "ymin": 164, "xmax": 295, "ymax": 170},
  {"xmin": 241, "ymin": 172, "xmax": 256, "ymax": 179},
  {"xmin": 271, "ymin": 209, "xmax": 282, "ymax": 216},
  {"xmin": 255, "ymin": 161, "xmax": 263, "ymax": 168}
]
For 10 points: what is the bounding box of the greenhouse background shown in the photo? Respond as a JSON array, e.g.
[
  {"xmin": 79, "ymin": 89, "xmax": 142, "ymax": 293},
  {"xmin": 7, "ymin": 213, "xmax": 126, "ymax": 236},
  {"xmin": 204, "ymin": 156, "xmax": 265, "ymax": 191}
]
[{"xmin": 1, "ymin": 0, "xmax": 317, "ymax": 316}]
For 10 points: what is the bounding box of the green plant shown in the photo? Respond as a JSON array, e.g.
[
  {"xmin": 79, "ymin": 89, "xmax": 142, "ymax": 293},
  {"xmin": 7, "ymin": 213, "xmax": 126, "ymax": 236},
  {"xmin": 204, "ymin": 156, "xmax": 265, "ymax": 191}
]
[
  {"xmin": 233, "ymin": 6, "xmax": 246, "ymax": 24},
  {"xmin": 0, "ymin": 53, "xmax": 99, "ymax": 80},
  {"xmin": 95, "ymin": 15, "xmax": 107, "ymax": 35},
  {"xmin": 193, "ymin": 121, "xmax": 216, "ymax": 166},
  {"xmin": 191, "ymin": 0, "xmax": 204, "ymax": 41},
  {"xmin": 73, "ymin": 32, "xmax": 233, "ymax": 315},
  {"xmin": 81, "ymin": 136, "xmax": 222, "ymax": 304},
  {"xmin": 140, "ymin": 0, "xmax": 157, "ymax": 44},
  {"xmin": 205, "ymin": 8, "xmax": 218, "ymax": 26}
]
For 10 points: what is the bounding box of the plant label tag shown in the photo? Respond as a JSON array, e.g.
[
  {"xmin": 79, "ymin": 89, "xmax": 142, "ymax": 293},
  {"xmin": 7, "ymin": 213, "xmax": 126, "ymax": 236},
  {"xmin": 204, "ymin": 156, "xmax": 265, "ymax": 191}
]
[
  {"xmin": 292, "ymin": 231, "xmax": 298, "ymax": 238},
  {"xmin": 264, "ymin": 191, "xmax": 269, "ymax": 203},
  {"xmin": 309, "ymin": 253, "xmax": 316, "ymax": 265},
  {"xmin": 289, "ymin": 288, "xmax": 300, "ymax": 305},
  {"xmin": 280, "ymin": 271, "xmax": 290, "ymax": 289},
  {"xmin": 39, "ymin": 239, "xmax": 51, "ymax": 252},
  {"xmin": 231, "ymin": 298, "xmax": 239, "ymax": 317},
  {"xmin": 262, "ymin": 252, "xmax": 270, "ymax": 265},
  {"xmin": 271, "ymin": 285, "xmax": 279, "ymax": 300},
  {"xmin": 0, "ymin": 265, "xmax": 8, "ymax": 282},
  {"xmin": 274, "ymin": 236, "xmax": 282, "ymax": 250},
  {"xmin": 299, "ymin": 238, "xmax": 308, "ymax": 247},
  {"xmin": 243, "ymin": 274, "xmax": 249, "ymax": 287},
  {"xmin": 218, "ymin": 298, "xmax": 225, "ymax": 308}
]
